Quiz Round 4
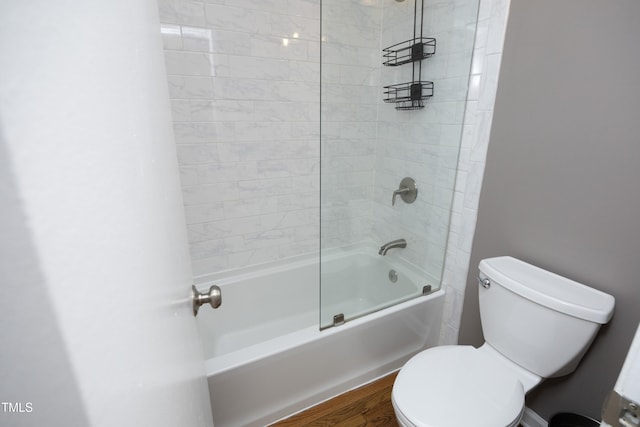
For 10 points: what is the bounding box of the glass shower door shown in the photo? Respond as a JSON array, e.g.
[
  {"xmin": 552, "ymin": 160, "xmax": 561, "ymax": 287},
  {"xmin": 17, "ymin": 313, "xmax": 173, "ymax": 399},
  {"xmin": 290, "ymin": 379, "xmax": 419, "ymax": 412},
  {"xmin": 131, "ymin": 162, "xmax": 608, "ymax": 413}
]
[{"xmin": 319, "ymin": 0, "xmax": 480, "ymax": 329}]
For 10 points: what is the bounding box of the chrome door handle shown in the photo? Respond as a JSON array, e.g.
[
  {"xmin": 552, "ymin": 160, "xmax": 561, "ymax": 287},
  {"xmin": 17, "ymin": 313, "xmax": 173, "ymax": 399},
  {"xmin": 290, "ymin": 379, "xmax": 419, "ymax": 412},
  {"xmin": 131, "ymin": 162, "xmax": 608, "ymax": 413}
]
[{"xmin": 192, "ymin": 284, "xmax": 222, "ymax": 316}]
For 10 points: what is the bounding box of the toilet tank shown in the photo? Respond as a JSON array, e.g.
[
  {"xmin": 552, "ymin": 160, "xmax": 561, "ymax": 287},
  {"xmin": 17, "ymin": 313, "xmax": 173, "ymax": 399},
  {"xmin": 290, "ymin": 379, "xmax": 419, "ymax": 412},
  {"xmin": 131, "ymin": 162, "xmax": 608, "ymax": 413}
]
[{"xmin": 478, "ymin": 256, "xmax": 615, "ymax": 378}]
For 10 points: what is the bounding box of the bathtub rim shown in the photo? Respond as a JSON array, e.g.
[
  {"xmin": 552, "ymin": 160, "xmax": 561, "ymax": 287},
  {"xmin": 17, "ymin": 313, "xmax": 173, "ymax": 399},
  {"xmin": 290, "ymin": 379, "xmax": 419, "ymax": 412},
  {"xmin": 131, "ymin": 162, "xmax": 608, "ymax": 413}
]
[{"xmin": 204, "ymin": 288, "xmax": 445, "ymax": 376}]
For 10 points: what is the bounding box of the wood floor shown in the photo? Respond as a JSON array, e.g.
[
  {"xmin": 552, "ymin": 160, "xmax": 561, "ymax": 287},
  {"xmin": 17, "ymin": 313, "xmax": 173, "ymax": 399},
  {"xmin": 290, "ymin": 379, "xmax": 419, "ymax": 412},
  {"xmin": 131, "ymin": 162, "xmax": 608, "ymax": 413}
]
[
  {"xmin": 269, "ymin": 372, "xmax": 399, "ymax": 427},
  {"xmin": 269, "ymin": 372, "xmax": 526, "ymax": 427}
]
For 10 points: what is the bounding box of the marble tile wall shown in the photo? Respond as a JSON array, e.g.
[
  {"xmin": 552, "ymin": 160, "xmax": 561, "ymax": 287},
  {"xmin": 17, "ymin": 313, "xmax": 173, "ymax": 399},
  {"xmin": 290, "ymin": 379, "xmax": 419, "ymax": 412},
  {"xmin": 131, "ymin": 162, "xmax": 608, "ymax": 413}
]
[
  {"xmin": 320, "ymin": 0, "xmax": 479, "ymax": 286},
  {"xmin": 320, "ymin": 0, "xmax": 383, "ymax": 249},
  {"xmin": 158, "ymin": 0, "xmax": 322, "ymax": 276},
  {"xmin": 440, "ymin": 0, "xmax": 511, "ymax": 344},
  {"xmin": 372, "ymin": 0, "xmax": 479, "ymax": 281}
]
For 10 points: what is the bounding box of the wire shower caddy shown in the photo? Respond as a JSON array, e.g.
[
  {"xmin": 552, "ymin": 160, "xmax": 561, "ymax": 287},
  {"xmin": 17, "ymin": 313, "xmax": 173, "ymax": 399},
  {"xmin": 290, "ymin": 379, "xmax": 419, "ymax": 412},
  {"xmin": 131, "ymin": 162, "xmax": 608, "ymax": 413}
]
[{"xmin": 382, "ymin": 0, "xmax": 436, "ymax": 110}]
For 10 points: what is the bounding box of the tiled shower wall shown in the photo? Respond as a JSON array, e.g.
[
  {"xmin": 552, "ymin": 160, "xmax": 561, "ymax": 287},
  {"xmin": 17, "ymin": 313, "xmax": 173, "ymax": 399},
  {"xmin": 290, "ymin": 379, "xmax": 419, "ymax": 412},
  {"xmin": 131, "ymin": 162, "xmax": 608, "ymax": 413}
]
[
  {"xmin": 159, "ymin": 0, "xmax": 481, "ymax": 280},
  {"xmin": 158, "ymin": 0, "xmax": 321, "ymax": 276},
  {"xmin": 372, "ymin": 0, "xmax": 478, "ymax": 279},
  {"xmin": 441, "ymin": 0, "xmax": 510, "ymax": 343},
  {"xmin": 316, "ymin": 0, "xmax": 479, "ymax": 287},
  {"xmin": 157, "ymin": 0, "xmax": 499, "ymax": 303},
  {"xmin": 319, "ymin": 0, "xmax": 383, "ymax": 249}
]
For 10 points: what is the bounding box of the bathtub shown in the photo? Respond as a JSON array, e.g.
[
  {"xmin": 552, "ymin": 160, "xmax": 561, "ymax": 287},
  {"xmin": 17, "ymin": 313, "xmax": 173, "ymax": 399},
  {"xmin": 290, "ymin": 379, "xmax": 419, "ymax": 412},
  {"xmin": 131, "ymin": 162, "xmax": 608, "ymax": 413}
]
[{"xmin": 194, "ymin": 246, "xmax": 444, "ymax": 427}]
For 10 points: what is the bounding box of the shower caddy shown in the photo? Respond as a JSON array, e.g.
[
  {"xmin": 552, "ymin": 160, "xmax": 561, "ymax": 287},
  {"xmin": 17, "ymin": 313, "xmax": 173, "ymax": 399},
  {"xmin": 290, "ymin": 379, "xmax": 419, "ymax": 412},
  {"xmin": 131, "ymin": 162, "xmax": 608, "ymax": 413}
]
[{"xmin": 383, "ymin": 0, "xmax": 435, "ymax": 110}]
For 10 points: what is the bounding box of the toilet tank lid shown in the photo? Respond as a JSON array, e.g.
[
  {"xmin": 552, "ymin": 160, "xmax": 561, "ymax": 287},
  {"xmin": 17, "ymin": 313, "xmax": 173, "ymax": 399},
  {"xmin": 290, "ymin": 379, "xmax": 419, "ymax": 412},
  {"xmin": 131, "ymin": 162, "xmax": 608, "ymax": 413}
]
[{"xmin": 479, "ymin": 256, "xmax": 615, "ymax": 324}]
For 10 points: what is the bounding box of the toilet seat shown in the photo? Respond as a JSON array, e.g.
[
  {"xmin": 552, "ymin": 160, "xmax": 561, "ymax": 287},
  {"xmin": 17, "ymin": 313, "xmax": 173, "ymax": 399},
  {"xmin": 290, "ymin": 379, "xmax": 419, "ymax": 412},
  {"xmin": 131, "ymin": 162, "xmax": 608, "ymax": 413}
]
[{"xmin": 392, "ymin": 346, "xmax": 525, "ymax": 427}]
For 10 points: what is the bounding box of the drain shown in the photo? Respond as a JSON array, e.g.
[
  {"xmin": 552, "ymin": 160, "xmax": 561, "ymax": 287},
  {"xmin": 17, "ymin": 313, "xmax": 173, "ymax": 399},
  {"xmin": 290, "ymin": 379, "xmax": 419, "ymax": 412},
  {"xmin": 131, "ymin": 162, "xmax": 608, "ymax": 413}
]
[{"xmin": 388, "ymin": 269, "xmax": 398, "ymax": 283}]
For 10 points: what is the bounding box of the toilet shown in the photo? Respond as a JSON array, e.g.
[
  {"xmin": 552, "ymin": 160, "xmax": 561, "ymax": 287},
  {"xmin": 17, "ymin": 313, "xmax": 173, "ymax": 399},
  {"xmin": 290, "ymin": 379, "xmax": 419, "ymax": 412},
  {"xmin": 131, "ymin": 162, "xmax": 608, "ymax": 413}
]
[{"xmin": 392, "ymin": 256, "xmax": 615, "ymax": 427}]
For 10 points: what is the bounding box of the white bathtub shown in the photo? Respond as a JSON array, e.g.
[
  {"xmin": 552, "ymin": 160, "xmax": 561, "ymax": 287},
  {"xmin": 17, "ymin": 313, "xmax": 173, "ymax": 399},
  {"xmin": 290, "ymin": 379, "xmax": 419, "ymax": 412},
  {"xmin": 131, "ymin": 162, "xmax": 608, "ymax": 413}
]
[{"xmin": 194, "ymin": 247, "xmax": 444, "ymax": 427}]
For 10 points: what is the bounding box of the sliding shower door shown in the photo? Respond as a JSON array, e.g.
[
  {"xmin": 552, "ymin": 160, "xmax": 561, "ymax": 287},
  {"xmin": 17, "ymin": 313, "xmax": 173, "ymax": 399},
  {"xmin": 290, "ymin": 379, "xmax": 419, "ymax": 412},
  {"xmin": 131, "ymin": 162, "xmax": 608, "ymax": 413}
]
[{"xmin": 319, "ymin": 0, "xmax": 480, "ymax": 329}]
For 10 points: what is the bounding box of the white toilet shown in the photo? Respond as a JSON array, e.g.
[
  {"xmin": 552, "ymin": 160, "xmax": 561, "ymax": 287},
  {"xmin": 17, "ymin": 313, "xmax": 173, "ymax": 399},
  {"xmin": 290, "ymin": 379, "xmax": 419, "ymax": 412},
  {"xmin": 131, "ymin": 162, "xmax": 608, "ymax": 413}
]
[{"xmin": 392, "ymin": 256, "xmax": 615, "ymax": 427}]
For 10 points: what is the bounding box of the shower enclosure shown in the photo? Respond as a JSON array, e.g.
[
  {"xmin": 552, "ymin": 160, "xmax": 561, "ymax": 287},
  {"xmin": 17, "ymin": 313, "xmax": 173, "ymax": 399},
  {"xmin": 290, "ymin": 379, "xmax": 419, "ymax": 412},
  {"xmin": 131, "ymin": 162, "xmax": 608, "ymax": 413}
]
[
  {"xmin": 320, "ymin": 0, "xmax": 480, "ymax": 328},
  {"xmin": 159, "ymin": 0, "xmax": 479, "ymax": 327}
]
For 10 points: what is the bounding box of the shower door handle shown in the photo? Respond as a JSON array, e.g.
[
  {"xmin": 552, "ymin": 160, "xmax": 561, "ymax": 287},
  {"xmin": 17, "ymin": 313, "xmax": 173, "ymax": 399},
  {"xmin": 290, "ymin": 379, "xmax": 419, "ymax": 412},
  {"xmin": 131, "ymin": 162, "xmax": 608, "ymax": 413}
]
[{"xmin": 192, "ymin": 284, "xmax": 222, "ymax": 316}]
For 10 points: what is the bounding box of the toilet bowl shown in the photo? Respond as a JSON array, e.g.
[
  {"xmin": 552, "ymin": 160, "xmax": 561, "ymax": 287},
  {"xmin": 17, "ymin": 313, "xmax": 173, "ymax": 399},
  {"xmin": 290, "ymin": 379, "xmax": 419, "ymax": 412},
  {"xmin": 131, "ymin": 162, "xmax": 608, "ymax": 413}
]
[
  {"xmin": 392, "ymin": 256, "xmax": 615, "ymax": 427},
  {"xmin": 392, "ymin": 344, "xmax": 540, "ymax": 427}
]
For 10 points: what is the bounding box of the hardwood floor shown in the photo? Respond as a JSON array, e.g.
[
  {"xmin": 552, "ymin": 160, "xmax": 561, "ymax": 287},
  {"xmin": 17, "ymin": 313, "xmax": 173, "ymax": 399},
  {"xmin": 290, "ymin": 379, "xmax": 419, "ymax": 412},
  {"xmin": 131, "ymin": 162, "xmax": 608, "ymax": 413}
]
[
  {"xmin": 269, "ymin": 371, "xmax": 526, "ymax": 427},
  {"xmin": 269, "ymin": 372, "xmax": 399, "ymax": 427}
]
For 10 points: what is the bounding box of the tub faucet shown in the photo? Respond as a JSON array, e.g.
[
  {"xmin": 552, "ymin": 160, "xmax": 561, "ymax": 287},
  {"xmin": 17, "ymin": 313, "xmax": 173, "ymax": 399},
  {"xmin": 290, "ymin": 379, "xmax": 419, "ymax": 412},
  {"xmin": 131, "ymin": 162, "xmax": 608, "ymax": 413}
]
[{"xmin": 378, "ymin": 239, "xmax": 407, "ymax": 255}]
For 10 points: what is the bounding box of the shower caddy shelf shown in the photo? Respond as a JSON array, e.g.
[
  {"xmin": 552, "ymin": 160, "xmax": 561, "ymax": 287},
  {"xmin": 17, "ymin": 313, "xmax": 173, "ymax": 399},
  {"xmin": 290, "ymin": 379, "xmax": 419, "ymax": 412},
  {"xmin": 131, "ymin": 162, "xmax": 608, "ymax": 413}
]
[
  {"xmin": 383, "ymin": 81, "xmax": 434, "ymax": 110},
  {"xmin": 382, "ymin": 37, "xmax": 436, "ymax": 67},
  {"xmin": 382, "ymin": 0, "xmax": 435, "ymax": 110}
]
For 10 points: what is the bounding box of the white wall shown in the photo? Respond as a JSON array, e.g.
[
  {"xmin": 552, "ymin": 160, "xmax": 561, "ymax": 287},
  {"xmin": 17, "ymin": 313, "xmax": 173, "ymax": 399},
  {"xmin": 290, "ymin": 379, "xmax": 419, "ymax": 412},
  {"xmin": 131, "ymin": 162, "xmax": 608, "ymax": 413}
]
[{"xmin": 0, "ymin": 142, "xmax": 90, "ymax": 427}]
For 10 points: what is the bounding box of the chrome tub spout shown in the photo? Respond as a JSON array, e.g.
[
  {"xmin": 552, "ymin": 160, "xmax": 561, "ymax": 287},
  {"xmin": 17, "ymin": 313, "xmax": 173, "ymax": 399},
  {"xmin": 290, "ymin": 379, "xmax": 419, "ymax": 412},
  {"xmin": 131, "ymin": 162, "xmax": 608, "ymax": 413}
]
[{"xmin": 378, "ymin": 239, "xmax": 407, "ymax": 255}]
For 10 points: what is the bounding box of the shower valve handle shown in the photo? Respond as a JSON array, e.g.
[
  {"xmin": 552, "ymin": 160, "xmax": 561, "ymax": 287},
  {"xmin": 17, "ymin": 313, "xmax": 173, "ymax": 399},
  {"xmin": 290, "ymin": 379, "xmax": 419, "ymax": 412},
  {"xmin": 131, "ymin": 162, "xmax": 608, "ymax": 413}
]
[
  {"xmin": 392, "ymin": 188, "xmax": 409, "ymax": 206},
  {"xmin": 192, "ymin": 284, "xmax": 222, "ymax": 316},
  {"xmin": 392, "ymin": 177, "xmax": 418, "ymax": 206}
]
